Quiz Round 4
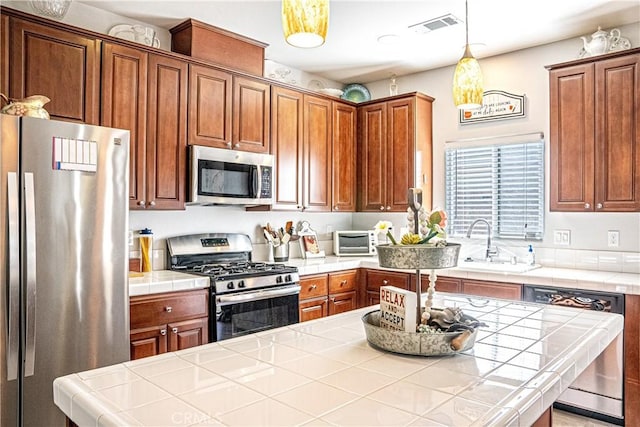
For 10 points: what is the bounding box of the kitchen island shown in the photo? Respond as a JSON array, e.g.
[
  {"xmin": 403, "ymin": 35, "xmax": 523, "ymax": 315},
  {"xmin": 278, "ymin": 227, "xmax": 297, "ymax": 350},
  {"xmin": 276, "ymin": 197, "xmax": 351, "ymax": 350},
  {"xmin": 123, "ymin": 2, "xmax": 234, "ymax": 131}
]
[{"xmin": 54, "ymin": 293, "xmax": 622, "ymax": 426}]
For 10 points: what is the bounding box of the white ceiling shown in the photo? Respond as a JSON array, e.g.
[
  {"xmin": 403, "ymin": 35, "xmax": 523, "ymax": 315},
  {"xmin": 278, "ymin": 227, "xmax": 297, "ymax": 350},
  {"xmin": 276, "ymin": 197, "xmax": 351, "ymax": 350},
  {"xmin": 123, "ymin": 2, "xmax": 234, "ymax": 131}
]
[{"xmin": 79, "ymin": 0, "xmax": 640, "ymax": 83}]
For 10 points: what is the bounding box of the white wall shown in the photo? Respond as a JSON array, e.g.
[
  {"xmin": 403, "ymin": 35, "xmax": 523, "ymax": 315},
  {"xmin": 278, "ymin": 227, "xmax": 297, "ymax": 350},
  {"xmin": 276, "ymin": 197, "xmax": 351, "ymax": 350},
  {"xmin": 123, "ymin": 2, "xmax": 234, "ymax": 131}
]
[{"xmin": 360, "ymin": 22, "xmax": 640, "ymax": 254}]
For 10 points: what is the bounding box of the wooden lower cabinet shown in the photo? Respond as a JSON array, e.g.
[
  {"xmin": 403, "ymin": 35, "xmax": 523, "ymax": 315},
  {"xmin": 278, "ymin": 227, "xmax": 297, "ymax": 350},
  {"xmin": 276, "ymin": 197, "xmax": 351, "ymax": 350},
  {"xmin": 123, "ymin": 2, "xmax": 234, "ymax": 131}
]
[
  {"xmin": 329, "ymin": 291, "xmax": 357, "ymax": 315},
  {"xmin": 300, "ymin": 297, "xmax": 328, "ymax": 322},
  {"xmin": 461, "ymin": 279, "xmax": 522, "ymax": 300},
  {"xmin": 361, "ymin": 270, "xmax": 522, "ymax": 307},
  {"xmin": 362, "ymin": 269, "xmax": 410, "ymax": 307},
  {"xmin": 129, "ymin": 289, "xmax": 209, "ymax": 360},
  {"xmin": 129, "ymin": 325, "xmax": 167, "ymax": 360},
  {"xmin": 299, "ymin": 270, "xmax": 359, "ymax": 321},
  {"xmin": 434, "ymin": 276, "xmax": 462, "ymax": 293}
]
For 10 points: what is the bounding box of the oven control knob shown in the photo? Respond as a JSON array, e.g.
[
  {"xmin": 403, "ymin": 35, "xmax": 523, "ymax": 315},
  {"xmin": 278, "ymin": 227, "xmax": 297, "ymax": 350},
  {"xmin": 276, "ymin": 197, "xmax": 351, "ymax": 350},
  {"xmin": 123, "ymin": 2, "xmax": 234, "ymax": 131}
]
[
  {"xmin": 285, "ymin": 274, "xmax": 292, "ymax": 282},
  {"xmin": 276, "ymin": 276, "xmax": 283, "ymax": 283},
  {"xmin": 238, "ymin": 280, "xmax": 246, "ymax": 288},
  {"xmin": 227, "ymin": 282, "xmax": 234, "ymax": 289}
]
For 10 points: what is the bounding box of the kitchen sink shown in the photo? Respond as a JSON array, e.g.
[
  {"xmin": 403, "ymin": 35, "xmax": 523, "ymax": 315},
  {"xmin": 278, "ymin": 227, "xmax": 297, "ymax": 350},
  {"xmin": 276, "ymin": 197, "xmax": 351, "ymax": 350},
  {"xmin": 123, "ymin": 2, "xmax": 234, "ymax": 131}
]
[{"xmin": 457, "ymin": 258, "xmax": 541, "ymax": 274}]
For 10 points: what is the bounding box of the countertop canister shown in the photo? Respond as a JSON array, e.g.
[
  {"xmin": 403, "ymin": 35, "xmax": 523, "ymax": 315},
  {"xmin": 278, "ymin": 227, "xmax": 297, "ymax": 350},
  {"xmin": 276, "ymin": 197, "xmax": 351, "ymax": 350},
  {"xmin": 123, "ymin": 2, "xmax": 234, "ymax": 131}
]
[{"xmin": 139, "ymin": 228, "xmax": 153, "ymax": 272}]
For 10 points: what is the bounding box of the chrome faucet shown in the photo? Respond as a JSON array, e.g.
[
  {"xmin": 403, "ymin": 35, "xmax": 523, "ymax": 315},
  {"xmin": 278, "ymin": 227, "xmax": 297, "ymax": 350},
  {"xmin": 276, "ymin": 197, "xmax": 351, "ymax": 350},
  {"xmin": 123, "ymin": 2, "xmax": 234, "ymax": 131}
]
[{"xmin": 465, "ymin": 218, "xmax": 498, "ymax": 261}]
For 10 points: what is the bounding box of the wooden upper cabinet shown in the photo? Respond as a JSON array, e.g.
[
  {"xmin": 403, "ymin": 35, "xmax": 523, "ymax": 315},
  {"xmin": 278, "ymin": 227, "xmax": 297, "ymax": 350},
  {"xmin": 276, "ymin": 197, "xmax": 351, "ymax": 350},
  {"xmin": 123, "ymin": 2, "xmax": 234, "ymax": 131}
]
[
  {"xmin": 145, "ymin": 54, "xmax": 187, "ymax": 210},
  {"xmin": 100, "ymin": 43, "xmax": 148, "ymax": 210},
  {"xmin": 271, "ymin": 86, "xmax": 304, "ymax": 210},
  {"xmin": 357, "ymin": 93, "xmax": 433, "ymax": 212},
  {"xmin": 548, "ymin": 48, "xmax": 639, "ymax": 212},
  {"xmin": 303, "ymin": 94, "xmax": 332, "ymax": 212},
  {"xmin": 549, "ymin": 63, "xmax": 596, "ymax": 211},
  {"xmin": 1, "ymin": 14, "xmax": 8, "ymax": 96},
  {"xmin": 358, "ymin": 103, "xmax": 387, "ymax": 211},
  {"xmin": 594, "ymin": 53, "xmax": 640, "ymax": 211},
  {"xmin": 187, "ymin": 64, "xmax": 232, "ymax": 148},
  {"xmin": 9, "ymin": 17, "xmax": 100, "ymax": 124},
  {"xmin": 233, "ymin": 75, "xmax": 270, "ymax": 153},
  {"xmin": 331, "ymin": 102, "xmax": 357, "ymax": 212},
  {"xmin": 270, "ymin": 86, "xmax": 355, "ymax": 212},
  {"xmin": 386, "ymin": 97, "xmax": 416, "ymax": 212}
]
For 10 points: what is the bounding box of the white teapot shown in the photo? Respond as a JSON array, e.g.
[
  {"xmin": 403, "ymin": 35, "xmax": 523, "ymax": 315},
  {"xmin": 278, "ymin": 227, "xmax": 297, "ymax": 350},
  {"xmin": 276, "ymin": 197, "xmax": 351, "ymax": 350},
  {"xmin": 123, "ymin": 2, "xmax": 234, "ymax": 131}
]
[{"xmin": 581, "ymin": 26, "xmax": 621, "ymax": 57}]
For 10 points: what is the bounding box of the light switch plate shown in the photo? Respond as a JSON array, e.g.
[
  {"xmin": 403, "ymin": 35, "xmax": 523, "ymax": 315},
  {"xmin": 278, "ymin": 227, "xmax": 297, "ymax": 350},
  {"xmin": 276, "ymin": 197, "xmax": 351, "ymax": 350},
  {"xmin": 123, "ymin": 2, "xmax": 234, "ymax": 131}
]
[
  {"xmin": 553, "ymin": 229, "xmax": 571, "ymax": 246},
  {"xmin": 608, "ymin": 230, "xmax": 620, "ymax": 247}
]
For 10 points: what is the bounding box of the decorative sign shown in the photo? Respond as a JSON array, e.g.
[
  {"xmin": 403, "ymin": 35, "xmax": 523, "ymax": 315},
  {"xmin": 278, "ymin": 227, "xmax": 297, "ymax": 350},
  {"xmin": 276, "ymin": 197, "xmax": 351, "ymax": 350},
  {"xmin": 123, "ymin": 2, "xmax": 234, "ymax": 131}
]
[
  {"xmin": 459, "ymin": 90, "xmax": 526, "ymax": 124},
  {"xmin": 379, "ymin": 286, "xmax": 417, "ymax": 332},
  {"xmin": 297, "ymin": 220, "xmax": 325, "ymax": 259}
]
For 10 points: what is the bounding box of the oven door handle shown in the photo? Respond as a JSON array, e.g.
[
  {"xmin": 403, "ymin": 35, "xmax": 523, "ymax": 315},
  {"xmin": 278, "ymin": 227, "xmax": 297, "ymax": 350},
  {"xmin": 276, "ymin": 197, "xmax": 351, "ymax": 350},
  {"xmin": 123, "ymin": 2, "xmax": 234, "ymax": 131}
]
[{"xmin": 217, "ymin": 285, "xmax": 301, "ymax": 306}]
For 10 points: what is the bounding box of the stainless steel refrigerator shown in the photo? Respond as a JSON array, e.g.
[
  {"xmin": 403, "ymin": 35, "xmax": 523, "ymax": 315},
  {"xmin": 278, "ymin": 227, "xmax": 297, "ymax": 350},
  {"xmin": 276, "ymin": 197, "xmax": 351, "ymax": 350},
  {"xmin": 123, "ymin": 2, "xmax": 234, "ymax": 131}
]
[{"xmin": 1, "ymin": 115, "xmax": 131, "ymax": 426}]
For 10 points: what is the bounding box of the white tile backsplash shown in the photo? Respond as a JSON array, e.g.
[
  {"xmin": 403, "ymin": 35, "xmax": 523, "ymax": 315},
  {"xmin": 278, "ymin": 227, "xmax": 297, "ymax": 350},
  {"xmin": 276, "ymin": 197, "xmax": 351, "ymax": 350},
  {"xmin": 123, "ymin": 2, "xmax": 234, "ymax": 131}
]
[
  {"xmin": 623, "ymin": 253, "xmax": 640, "ymax": 274},
  {"xmin": 553, "ymin": 249, "xmax": 576, "ymax": 269},
  {"xmin": 575, "ymin": 250, "xmax": 599, "ymax": 270}
]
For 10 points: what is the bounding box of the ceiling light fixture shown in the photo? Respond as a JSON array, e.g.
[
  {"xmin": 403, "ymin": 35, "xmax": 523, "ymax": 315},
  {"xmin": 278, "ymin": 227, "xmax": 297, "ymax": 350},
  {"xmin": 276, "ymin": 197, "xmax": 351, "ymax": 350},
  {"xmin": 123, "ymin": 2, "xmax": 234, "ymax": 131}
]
[
  {"xmin": 282, "ymin": 0, "xmax": 329, "ymax": 48},
  {"xmin": 452, "ymin": 0, "xmax": 483, "ymax": 109}
]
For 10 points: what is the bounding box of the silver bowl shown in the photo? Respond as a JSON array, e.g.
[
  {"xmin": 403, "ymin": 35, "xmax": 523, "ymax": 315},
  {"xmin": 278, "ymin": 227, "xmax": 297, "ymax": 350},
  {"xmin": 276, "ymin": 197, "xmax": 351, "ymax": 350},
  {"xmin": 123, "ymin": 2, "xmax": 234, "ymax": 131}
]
[
  {"xmin": 362, "ymin": 309, "xmax": 478, "ymax": 356},
  {"xmin": 376, "ymin": 243, "xmax": 461, "ymax": 270}
]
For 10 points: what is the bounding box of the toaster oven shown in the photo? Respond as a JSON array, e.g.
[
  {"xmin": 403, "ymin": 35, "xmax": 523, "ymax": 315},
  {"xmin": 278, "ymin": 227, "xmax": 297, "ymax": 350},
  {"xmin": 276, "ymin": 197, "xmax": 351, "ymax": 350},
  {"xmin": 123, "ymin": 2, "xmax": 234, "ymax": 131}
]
[{"xmin": 333, "ymin": 230, "xmax": 378, "ymax": 256}]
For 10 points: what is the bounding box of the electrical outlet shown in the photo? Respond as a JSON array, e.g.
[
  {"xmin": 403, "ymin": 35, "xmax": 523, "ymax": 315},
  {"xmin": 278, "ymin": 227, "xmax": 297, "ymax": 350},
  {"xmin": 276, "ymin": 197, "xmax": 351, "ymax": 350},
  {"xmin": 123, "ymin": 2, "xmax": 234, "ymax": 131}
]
[
  {"xmin": 553, "ymin": 229, "xmax": 571, "ymax": 246},
  {"xmin": 608, "ymin": 230, "xmax": 620, "ymax": 247}
]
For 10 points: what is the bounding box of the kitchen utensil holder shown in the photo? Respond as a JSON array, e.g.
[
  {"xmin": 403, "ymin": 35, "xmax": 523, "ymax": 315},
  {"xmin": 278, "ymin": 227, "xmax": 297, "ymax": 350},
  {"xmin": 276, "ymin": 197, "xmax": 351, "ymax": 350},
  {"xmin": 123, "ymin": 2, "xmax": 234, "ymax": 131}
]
[{"xmin": 271, "ymin": 243, "xmax": 289, "ymax": 262}]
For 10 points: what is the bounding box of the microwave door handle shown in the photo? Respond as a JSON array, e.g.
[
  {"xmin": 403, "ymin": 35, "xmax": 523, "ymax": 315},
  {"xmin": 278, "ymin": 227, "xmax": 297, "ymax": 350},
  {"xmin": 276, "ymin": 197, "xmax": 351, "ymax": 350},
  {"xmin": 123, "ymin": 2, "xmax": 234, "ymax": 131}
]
[{"xmin": 250, "ymin": 166, "xmax": 259, "ymax": 198}]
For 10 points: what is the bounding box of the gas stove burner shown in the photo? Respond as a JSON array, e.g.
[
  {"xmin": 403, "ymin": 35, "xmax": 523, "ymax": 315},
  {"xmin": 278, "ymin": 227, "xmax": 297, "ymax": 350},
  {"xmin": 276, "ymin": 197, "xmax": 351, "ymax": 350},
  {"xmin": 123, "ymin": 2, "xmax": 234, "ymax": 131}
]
[{"xmin": 189, "ymin": 261, "xmax": 290, "ymax": 277}]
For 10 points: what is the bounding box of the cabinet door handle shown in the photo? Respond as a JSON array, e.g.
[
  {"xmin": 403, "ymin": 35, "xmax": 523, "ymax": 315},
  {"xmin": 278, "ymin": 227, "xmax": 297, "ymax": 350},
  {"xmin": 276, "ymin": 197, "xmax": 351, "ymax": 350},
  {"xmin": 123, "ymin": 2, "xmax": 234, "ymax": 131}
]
[
  {"xmin": 340, "ymin": 280, "xmax": 347, "ymax": 286},
  {"xmin": 226, "ymin": 142, "xmax": 232, "ymax": 148},
  {"xmin": 172, "ymin": 327, "xmax": 178, "ymax": 334},
  {"xmin": 310, "ymin": 284, "xmax": 317, "ymax": 290},
  {"xmin": 584, "ymin": 203, "xmax": 590, "ymax": 209},
  {"xmin": 234, "ymin": 143, "xmax": 240, "ymax": 148},
  {"xmin": 597, "ymin": 203, "xmax": 603, "ymax": 209},
  {"xmin": 334, "ymin": 206, "xmax": 339, "ymax": 210},
  {"xmin": 382, "ymin": 280, "xmax": 388, "ymax": 285},
  {"xmin": 165, "ymin": 306, "xmax": 172, "ymax": 312},
  {"xmin": 379, "ymin": 206, "xmax": 385, "ymax": 211},
  {"xmin": 138, "ymin": 200, "xmax": 145, "ymax": 206},
  {"xmin": 148, "ymin": 201, "xmax": 156, "ymax": 207},
  {"xmin": 386, "ymin": 206, "xmax": 391, "ymax": 210},
  {"xmin": 160, "ymin": 329, "xmax": 167, "ymax": 336}
]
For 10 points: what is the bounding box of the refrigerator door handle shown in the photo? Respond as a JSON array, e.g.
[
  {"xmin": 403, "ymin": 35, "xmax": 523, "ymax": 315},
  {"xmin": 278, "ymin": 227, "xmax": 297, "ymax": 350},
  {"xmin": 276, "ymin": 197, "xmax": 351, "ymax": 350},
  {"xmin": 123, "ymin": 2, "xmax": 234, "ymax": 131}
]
[
  {"xmin": 7, "ymin": 172, "xmax": 19, "ymax": 381},
  {"xmin": 24, "ymin": 172, "xmax": 37, "ymax": 377}
]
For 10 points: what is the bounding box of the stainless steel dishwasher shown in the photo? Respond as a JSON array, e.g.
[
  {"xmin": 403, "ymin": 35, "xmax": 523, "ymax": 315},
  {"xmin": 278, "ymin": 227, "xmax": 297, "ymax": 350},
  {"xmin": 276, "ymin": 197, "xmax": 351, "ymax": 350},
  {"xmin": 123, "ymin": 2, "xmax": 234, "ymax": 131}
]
[{"xmin": 523, "ymin": 285, "xmax": 624, "ymax": 425}]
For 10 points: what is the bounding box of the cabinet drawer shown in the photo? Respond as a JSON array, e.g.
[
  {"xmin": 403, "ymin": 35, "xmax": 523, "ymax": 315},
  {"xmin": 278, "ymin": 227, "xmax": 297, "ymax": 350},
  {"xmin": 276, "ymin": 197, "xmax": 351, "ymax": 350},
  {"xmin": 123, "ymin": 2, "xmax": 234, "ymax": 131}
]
[
  {"xmin": 329, "ymin": 270, "xmax": 357, "ymax": 293},
  {"xmin": 130, "ymin": 290, "xmax": 208, "ymax": 329},
  {"xmin": 462, "ymin": 280, "xmax": 522, "ymax": 300},
  {"xmin": 366, "ymin": 270, "xmax": 410, "ymax": 291},
  {"xmin": 300, "ymin": 274, "xmax": 329, "ymax": 299}
]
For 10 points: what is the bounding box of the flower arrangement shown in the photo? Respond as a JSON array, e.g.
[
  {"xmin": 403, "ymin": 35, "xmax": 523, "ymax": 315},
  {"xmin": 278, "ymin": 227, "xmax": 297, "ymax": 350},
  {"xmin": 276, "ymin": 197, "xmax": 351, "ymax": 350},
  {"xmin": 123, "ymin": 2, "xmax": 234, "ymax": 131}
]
[{"xmin": 374, "ymin": 207, "xmax": 448, "ymax": 247}]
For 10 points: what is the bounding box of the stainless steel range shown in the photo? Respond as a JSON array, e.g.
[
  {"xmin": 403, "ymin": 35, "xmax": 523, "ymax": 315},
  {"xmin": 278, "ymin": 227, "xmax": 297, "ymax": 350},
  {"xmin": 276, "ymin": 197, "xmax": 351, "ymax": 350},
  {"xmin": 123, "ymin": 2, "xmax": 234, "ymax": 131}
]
[{"xmin": 168, "ymin": 233, "xmax": 300, "ymax": 342}]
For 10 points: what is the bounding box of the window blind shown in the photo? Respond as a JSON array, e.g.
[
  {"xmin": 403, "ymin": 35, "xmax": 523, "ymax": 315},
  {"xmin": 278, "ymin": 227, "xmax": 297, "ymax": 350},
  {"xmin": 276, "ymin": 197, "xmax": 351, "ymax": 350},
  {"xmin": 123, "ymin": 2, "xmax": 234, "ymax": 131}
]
[{"xmin": 445, "ymin": 140, "xmax": 544, "ymax": 240}]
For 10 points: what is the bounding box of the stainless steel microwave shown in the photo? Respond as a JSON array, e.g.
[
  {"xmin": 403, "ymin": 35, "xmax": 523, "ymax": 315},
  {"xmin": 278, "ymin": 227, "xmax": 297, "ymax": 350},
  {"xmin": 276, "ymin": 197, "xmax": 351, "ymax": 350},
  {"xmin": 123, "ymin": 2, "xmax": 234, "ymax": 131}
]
[
  {"xmin": 334, "ymin": 230, "xmax": 378, "ymax": 256},
  {"xmin": 189, "ymin": 145, "xmax": 273, "ymax": 205}
]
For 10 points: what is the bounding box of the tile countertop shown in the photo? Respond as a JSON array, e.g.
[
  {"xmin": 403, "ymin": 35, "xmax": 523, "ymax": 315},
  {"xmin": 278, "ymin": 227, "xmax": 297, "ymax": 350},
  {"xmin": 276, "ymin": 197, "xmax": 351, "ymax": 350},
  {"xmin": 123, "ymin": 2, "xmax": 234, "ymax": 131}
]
[
  {"xmin": 54, "ymin": 294, "xmax": 623, "ymax": 426},
  {"xmin": 128, "ymin": 256, "xmax": 640, "ymax": 296},
  {"xmin": 128, "ymin": 271, "xmax": 210, "ymax": 296}
]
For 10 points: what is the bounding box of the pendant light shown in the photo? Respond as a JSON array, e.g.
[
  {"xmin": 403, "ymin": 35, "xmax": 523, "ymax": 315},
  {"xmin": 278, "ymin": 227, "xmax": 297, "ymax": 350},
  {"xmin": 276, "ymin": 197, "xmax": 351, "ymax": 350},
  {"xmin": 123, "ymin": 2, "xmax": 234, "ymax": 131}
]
[
  {"xmin": 282, "ymin": 0, "xmax": 329, "ymax": 48},
  {"xmin": 452, "ymin": 0, "xmax": 483, "ymax": 109}
]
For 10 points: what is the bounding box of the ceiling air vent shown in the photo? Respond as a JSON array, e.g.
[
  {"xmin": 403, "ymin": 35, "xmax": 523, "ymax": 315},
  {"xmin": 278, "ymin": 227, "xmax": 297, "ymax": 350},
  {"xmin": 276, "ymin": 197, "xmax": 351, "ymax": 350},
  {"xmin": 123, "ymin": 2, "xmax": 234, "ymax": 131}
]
[{"xmin": 409, "ymin": 14, "xmax": 462, "ymax": 33}]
